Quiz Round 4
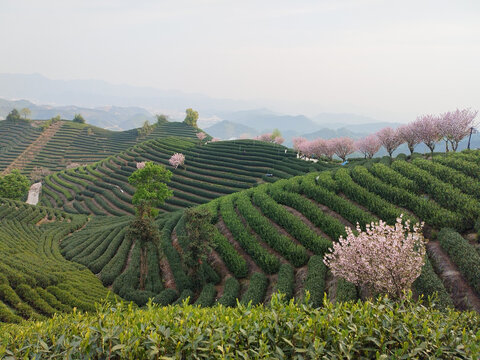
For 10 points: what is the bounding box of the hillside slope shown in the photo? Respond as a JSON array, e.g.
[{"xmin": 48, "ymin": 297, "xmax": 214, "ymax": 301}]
[
  {"xmin": 0, "ymin": 119, "xmax": 198, "ymax": 175},
  {"xmin": 39, "ymin": 139, "xmax": 335, "ymax": 215},
  {"xmin": 0, "ymin": 199, "xmax": 110, "ymax": 323},
  {"xmin": 60, "ymin": 150, "xmax": 480, "ymax": 311}
]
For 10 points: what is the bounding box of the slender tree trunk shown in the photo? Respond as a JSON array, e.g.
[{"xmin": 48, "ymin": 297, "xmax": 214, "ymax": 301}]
[
  {"xmin": 408, "ymin": 144, "xmax": 414, "ymax": 155},
  {"xmin": 445, "ymin": 140, "xmax": 449, "ymax": 153}
]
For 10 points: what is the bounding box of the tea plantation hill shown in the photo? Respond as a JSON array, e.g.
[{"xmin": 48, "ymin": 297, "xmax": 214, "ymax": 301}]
[
  {"xmin": 60, "ymin": 150, "xmax": 480, "ymax": 311},
  {"xmin": 38, "ymin": 138, "xmax": 334, "ymax": 215},
  {"xmin": 0, "ymin": 199, "xmax": 110, "ymax": 323},
  {"xmin": 0, "ymin": 118, "xmax": 198, "ymax": 175}
]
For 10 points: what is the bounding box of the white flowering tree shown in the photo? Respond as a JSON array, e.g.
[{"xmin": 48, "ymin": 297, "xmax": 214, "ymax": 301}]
[
  {"xmin": 169, "ymin": 153, "xmax": 185, "ymax": 169},
  {"xmin": 324, "ymin": 216, "xmax": 426, "ymax": 299}
]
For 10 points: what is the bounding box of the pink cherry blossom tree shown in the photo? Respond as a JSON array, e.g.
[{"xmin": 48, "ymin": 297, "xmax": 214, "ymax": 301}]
[
  {"xmin": 414, "ymin": 114, "xmax": 441, "ymax": 158},
  {"xmin": 397, "ymin": 123, "xmax": 420, "ymax": 155},
  {"xmin": 376, "ymin": 127, "xmax": 403, "ymax": 158},
  {"xmin": 136, "ymin": 161, "xmax": 146, "ymax": 169},
  {"xmin": 298, "ymin": 140, "xmax": 315, "ymax": 159},
  {"xmin": 169, "ymin": 153, "xmax": 185, "ymax": 169},
  {"xmin": 355, "ymin": 135, "xmax": 381, "ymax": 159},
  {"xmin": 439, "ymin": 108, "xmax": 478, "ymax": 152},
  {"xmin": 292, "ymin": 137, "xmax": 307, "ymax": 151},
  {"xmin": 331, "ymin": 137, "xmax": 355, "ymax": 162},
  {"xmin": 273, "ymin": 136, "xmax": 285, "ymax": 145},
  {"xmin": 324, "ymin": 216, "xmax": 426, "ymax": 299},
  {"xmin": 211, "ymin": 137, "xmax": 221, "ymax": 142},
  {"xmin": 310, "ymin": 138, "xmax": 327, "ymax": 159},
  {"xmin": 258, "ymin": 133, "xmax": 273, "ymax": 142},
  {"xmin": 323, "ymin": 139, "xmax": 337, "ymax": 160},
  {"xmin": 196, "ymin": 132, "xmax": 207, "ymax": 142}
]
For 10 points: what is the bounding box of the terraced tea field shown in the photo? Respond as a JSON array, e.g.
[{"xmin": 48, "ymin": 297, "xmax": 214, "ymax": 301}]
[
  {"xmin": 39, "ymin": 138, "xmax": 334, "ymax": 215},
  {"xmin": 0, "ymin": 199, "xmax": 110, "ymax": 323},
  {"xmin": 0, "ymin": 119, "xmax": 198, "ymax": 175},
  {"xmin": 1, "ymin": 115, "xmax": 480, "ymax": 324},
  {"xmin": 60, "ymin": 150, "xmax": 480, "ymax": 311}
]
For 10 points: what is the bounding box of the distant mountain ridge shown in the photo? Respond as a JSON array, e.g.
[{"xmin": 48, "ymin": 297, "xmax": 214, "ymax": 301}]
[{"xmin": 0, "ymin": 98, "xmax": 154, "ymax": 130}]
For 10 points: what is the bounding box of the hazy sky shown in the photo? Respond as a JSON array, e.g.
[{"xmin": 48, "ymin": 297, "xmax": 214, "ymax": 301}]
[{"xmin": 1, "ymin": 0, "xmax": 480, "ymax": 121}]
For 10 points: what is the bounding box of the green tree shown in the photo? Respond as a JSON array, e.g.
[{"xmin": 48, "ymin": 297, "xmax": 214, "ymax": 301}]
[
  {"xmin": 271, "ymin": 128, "xmax": 282, "ymax": 140},
  {"xmin": 184, "ymin": 108, "xmax": 199, "ymax": 128},
  {"xmin": 182, "ymin": 207, "xmax": 215, "ymax": 288},
  {"xmin": 6, "ymin": 109, "xmax": 21, "ymax": 122},
  {"xmin": 20, "ymin": 108, "xmax": 31, "ymax": 120},
  {"xmin": 138, "ymin": 120, "xmax": 153, "ymax": 138},
  {"xmin": 128, "ymin": 162, "xmax": 173, "ymax": 218},
  {"xmin": 0, "ymin": 170, "xmax": 30, "ymax": 200},
  {"xmin": 128, "ymin": 162, "xmax": 173, "ymax": 288},
  {"xmin": 72, "ymin": 113, "xmax": 86, "ymax": 124},
  {"xmin": 156, "ymin": 114, "xmax": 168, "ymax": 124}
]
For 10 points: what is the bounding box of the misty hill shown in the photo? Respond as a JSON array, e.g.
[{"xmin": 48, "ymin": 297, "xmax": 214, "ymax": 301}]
[
  {"xmin": 217, "ymin": 109, "xmax": 320, "ymax": 134},
  {"xmin": 312, "ymin": 113, "xmax": 382, "ymax": 128},
  {"xmin": 301, "ymin": 127, "xmax": 367, "ymax": 140},
  {"xmin": 0, "ymin": 98, "xmax": 153, "ymax": 130},
  {"xmin": 205, "ymin": 120, "xmax": 259, "ymax": 139},
  {"xmin": 0, "ymin": 73, "xmax": 254, "ymax": 114}
]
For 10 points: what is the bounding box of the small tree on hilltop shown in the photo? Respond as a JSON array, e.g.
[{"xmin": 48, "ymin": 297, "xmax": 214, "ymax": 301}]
[
  {"xmin": 156, "ymin": 114, "xmax": 169, "ymax": 124},
  {"xmin": 169, "ymin": 153, "xmax": 185, "ymax": 169},
  {"xmin": 324, "ymin": 216, "xmax": 426, "ymax": 299},
  {"xmin": 6, "ymin": 109, "xmax": 21, "ymax": 122},
  {"xmin": 20, "ymin": 108, "xmax": 31, "ymax": 121},
  {"xmin": 196, "ymin": 132, "xmax": 207, "ymax": 143},
  {"xmin": 182, "ymin": 207, "xmax": 215, "ymax": 288},
  {"xmin": 128, "ymin": 162, "xmax": 173, "ymax": 289},
  {"xmin": 0, "ymin": 170, "xmax": 30, "ymax": 200},
  {"xmin": 184, "ymin": 108, "xmax": 199, "ymax": 128},
  {"xmin": 273, "ymin": 136, "xmax": 284, "ymax": 145},
  {"xmin": 138, "ymin": 120, "xmax": 153, "ymax": 138},
  {"xmin": 270, "ymin": 128, "xmax": 282, "ymax": 140},
  {"xmin": 73, "ymin": 113, "xmax": 86, "ymax": 124}
]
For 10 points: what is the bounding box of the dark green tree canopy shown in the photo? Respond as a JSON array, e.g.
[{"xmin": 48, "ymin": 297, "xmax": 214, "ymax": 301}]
[
  {"xmin": 183, "ymin": 108, "xmax": 199, "ymax": 128},
  {"xmin": 72, "ymin": 113, "xmax": 86, "ymax": 124},
  {"xmin": 128, "ymin": 162, "xmax": 173, "ymax": 217},
  {"xmin": 156, "ymin": 114, "xmax": 168, "ymax": 124},
  {"xmin": 6, "ymin": 109, "xmax": 22, "ymax": 122},
  {"xmin": 0, "ymin": 170, "xmax": 30, "ymax": 200}
]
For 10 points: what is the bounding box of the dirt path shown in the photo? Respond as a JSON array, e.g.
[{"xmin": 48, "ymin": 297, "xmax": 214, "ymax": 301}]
[
  {"xmin": 120, "ymin": 241, "xmax": 135, "ymax": 275},
  {"xmin": 263, "ymin": 274, "xmax": 278, "ymax": 304},
  {"xmin": 209, "ymin": 250, "xmax": 232, "ymax": 299},
  {"xmin": 1, "ymin": 120, "xmax": 63, "ymax": 175},
  {"xmin": 427, "ymin": 241, "xmax": 480, "ymax": 312},
  {"xmin": 216, "ymin": 216, "xmax": 260, "ymax": 274},
  {"xmin": 159, "ymin": 255, "xmax": 177, "ymax": 290},
  {"xmin": 294, "ymin": 266, "xmax": 308, "ymax": 299}
]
